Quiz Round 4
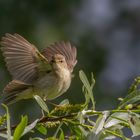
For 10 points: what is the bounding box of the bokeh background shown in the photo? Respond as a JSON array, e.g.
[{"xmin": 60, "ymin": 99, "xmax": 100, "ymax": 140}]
[{"xmin": 0, "ymin": 0, "xmax": 140, "ymax": 139}]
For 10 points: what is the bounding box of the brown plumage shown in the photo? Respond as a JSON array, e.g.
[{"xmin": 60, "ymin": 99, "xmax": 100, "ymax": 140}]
[
  {"xmin": 42, "ymin": 42, "xmax": 77, "ymax": 72},
  {"xmin": 0, "ymin": 33, "xmax": 77, "ymax": 104}
]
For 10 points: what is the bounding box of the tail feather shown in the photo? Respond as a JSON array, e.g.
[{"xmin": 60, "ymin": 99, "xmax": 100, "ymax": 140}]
[
  {"xmin": 3, "ymin": 80, "xmax": 32, "ymax": 105},
  {"xmin": 4, "ymin": 94, "xmax": 17, "ymax": 105}
]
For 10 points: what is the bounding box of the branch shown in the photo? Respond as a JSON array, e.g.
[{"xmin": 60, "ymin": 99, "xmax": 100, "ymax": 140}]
[
  {"xmin": 0, "ymin": 109, "xmax": 140, "ymax": 133},
  {"xmin": 82, "ymin": 109, "xmax": 140, "ymax": 116},
  {"xmin": 0, "ymin": 113, "xmax": 77, "ymax": 132}
]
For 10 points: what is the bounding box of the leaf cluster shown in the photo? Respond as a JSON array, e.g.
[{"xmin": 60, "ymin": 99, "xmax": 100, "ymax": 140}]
[{"xmin": 0, "ymin": 70, "xmax": 140, "ymax": 140}]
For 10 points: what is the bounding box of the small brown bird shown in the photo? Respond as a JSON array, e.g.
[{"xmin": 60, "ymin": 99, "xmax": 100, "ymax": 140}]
[{"xmin": 0, "ymin": 33, "xmax": 77, "ymax": 105}]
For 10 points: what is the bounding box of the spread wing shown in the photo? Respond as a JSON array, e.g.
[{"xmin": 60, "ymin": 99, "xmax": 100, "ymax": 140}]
[
  {"xmin": 0, "ymin": 33, "xmax": 52, "ymax": 84},
  {"xmin": 42, "ymin": 42, "xmax": 77, "ymax": 72}
]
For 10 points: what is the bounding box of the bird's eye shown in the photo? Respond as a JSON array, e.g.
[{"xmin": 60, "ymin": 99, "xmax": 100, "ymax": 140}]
[
  {"xmin": 51, "ymin": 60, "xmax": 55, "ymax": 63},
  {"xmin": 60, "ymin": 60, "xmax": 63, "ymax": 63}
]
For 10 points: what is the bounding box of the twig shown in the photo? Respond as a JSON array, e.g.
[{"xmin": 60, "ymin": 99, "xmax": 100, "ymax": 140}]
[
  {"xmin": 0, "ymin": 109, "xmax": 140, "ymax": 133},
  {"xmin": 82, "ymin": 109, "xmax": 140, "ymax": 116},
  {"xmin": 0, "ymin": 113, "xmax": 77, "ymax": 132}
]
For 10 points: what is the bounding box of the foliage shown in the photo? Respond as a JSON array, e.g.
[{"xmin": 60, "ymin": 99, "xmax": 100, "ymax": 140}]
[{"xmin": 0, "ymin": 70, "xmax": 140, "ymax": 139}]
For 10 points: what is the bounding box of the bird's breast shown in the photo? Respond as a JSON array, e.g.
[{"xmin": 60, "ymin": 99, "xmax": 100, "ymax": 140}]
[
  {"xmin": 58, "ymin": 68, "xmax": 71, "ymax": 94},
  {"xmin": 34, "ymin": 69, "xmax": 71, "ymax": 100}
]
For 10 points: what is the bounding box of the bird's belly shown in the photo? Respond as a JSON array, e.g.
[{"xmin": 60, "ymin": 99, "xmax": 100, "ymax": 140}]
[{"xmin": 34, "ymin": 73, "xmax": 71, "ymax": 100}]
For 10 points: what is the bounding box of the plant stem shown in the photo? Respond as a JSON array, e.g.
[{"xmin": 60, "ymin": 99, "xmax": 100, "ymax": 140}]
[
  {"xmin": 0, "ymin": 108, "xmax": 140, "ymax": 133},
  {"xmin": 83, "ymin": 109, "xmax": 140, "ymax": 116},
  {"xmin": 105, "ymin": 129, "xmax": 124, "ymax": 139}
]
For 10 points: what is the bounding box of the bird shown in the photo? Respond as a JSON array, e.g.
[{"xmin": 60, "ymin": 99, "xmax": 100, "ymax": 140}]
[{"xmin": 0, "ymin": 33, "xmax": 77, "ymax": 105}]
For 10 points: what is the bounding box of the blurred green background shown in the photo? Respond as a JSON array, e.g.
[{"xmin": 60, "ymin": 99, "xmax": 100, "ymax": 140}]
[{"xmin": 0, "ymin": 0, "xmax": 140, "ymax": 139}]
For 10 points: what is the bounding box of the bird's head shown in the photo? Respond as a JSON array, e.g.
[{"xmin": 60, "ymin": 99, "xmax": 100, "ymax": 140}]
[{"xmin": 50, "ymin": 54, "xmax": 68, "ymax": 70}]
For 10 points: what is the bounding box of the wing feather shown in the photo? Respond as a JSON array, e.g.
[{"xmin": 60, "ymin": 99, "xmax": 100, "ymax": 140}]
[
  {"xmin": 0, "ymin": 33, "xmax": 51, "ymax": 83},
  {"xmin": 42, "ymin": 41, "xmax": 77, "ymax": 72}
]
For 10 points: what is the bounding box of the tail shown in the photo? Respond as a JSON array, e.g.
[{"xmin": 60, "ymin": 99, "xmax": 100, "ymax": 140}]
[{"xmin": 3, "ymin": 80, "xmax": 32, "ymax": 105}]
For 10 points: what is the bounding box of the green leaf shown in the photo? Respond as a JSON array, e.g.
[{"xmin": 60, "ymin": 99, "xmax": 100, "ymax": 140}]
[
  {"xmin": 87, "ymin": 131, "xmax": 102, "ymax": 140},
  {"xmin": 98, "ymin": 131, "xmax": 116, "ymax": 140},
  {"xmin": 104, "ymin": 112, "xmax": 129, "ymax": 128},
  {"xmin": 118, "ymin": 89, "xmax": 140, "ymax": 109},
  {"xmin": 82, "ymin": 87, "xmax": 90, "ymax": 106},
  {"xmin": 78, "ymin": 125, "xmax": 89, "ymax": 137},
  {"xmin": 36, "ymin": 124, "xmax": 47, "ymax": 135},
  {"xmin": 2, "ymin": 104, "xmax": 12, "ymax": 140},
  {"xmin": 128, "ymin": 112, "xmax": 140, "ymax": 137},
  {"xmin": 59, "ymin": 129, "xmax": 64, "ymax": 140},
  {"xmin": 91, "ymin": 72, "xmax": 95, "ymax": 90},
  {"xmin": 79, "ymin": 70, "xmax": 95, "ymax": 109},
  {"xmin": 0, "ymin": 133, "xmax": 9, "ymax": 139},
  {"xmin": 23, "ymin": 119, "xmax": 39, "ymax": 135},
  {"xmin": 13, "ymin": 115, "xmax": 28, "ymax": 140},
  {"xmin": 70, "ymin": 125, "xmax": 83, "ymax": 139},
  {"xmin": 117, "ymin": 129, "xmax": 131, "ymax": 140},
  {"xmin": 103, "ymin": 129, "xmax": 131, "ymax": 140},
  {"xmin": 92, "ymin": 111, "xmax": 110, "ymax": 135},
  {"xmin": 53, "ymin": 122, "xmax": 63, "ymax": 138},
  {"xmin": 0, "ymin": 114, "xmax": 6, "ymax": 126},
  {"xmin": 59, "ymin": 99, "xmax": 69, "ymax": 106},
  {"xmin": 45, "ymin": 137, "xmax": 58, "ymax": 140},
  {"xmin": 29, "ymin": 137, "xmax": 44, "ymax": 140},
  {"xmin": 34, "ymin": 95, "xmax": 49, "ymax": 113},
  {"xmin": 128, "ymin": 77, "xmax": 140, "ymax": 94}
]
